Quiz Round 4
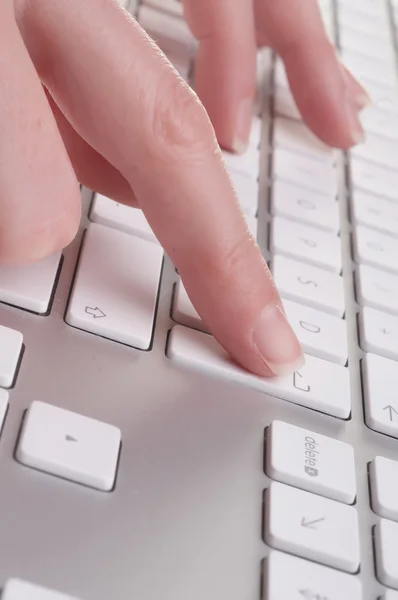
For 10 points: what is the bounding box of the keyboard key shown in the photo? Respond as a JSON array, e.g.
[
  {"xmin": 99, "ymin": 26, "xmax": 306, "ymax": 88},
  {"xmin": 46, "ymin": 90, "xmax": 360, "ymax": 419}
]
[
  {"xmin": 229, "ymin": 170, "xmax": 259, "ymax": 217},
  {"xmin": 274, "ymin": 148, "xmax": 337, "ymax": 198},
  {"xmin": 66, "ymin": 223, "xmax": 163, "ymax": 350},
  {"xmin": 354, "ymin": 226, "xmax": 398, "ymax": 275},
  {"xmin": 385, "ymin": 591, "xmax": 398, "ymax": 600},
  {"xmin": 264, "ymin": 550, "xmax": 362, "ymax": 600},
  {"xmin": 249, "ymin": 116, "xmax": 262, "ymax": 148},
  {"xmin": 356, "ymin": 264, "xmax": 398, "ymax": 316},
  {"xmin": 222, "ymin": 145, "xmax": 260, "ymax": 180},
  {"xmin": 0, "ymin": 325, "xmax": 23, "ymax": 388},
  {"xmin": 265, "ymin": 482, "xmax": 360, "ymax": 573},
  {"xmin": 0, "ymin": 389, "xmax": 9, "ymax": 434},
  {"xmin": 90, "ymin": 194, "xmax": 158, "ymax": 243},
  {"xmin": 375, "ymin": 519, "xmax": 398, "ymax": 589},
  {"xmin": 142, "ymin": 0, "xmax": 184, "ymax": 17},
  {"xmin": 283, "ymin": 299, "xmax": 348, "ymax": 365},
  {"xmin": 351, "ymin": 157, "xmax": 398, "ymax": 201},
  {"xmin": 272, "ymin": 255, "xmax": 345, "ymax": 317},
  {"xmin": 168, "ymin": 325, "xmax": 351, "ymax": 419},
  {"xmin": 2, "ymin": 579, "xmax": 80, "ymax": 600},
  {"xmin": 352, "ymin": 133, "xmax": 398, "ymax": 170},
  {"xmin": 0, "ymin": 253, "xmax": 61, "ymax": 314},
  {"xmin": 370, "ymin": 456, "xmax": 398, "ymax": 522},
  {"xmin": 343, "ymin": 51, "xmax": 397, "ymax": 88},
  {"xmin": 271, "ymin": 217, "xmax": 342, "ymax": 273},
  {"xmin": 361, "ymin": 107, "xmax": 398, "ymax": 141},
  {"xmin": 340, "ymin": 27, "xmax": 394, "ymax": 62},
  {"xmin": 274, "ymin": 117, "xmax": 336, "ymax": 164},
  {"xmin": 16, "ymin": 401, "xmax": 121, "ymax": 491},
  {"xmin": 363, "ymin": 353, "xmax": 398, "ymax": 438},
  {"xmin": 275, "ymin": 85, "xmax": 302, "ymax": 121},
  {"xmin": 271, "ymin": 180, "xmax": 340, "ymax": 234},
  {"xmin": 266, "ymin": 421, "xmax": 356, "ymax": 503},
  {"xmin": 351, "ymin": 189, "xmax": 398, "ymax": 237},
  {"xmin": 338, "ymin": 6, "xmax": 390, "ymax": 37},
  {"xmin": 172, "ymin": 279, "xmax": 208, "ymax": 333},
  {"xmin": 359, "ymin": 306, "xmax": 398, "ymax": 361}
]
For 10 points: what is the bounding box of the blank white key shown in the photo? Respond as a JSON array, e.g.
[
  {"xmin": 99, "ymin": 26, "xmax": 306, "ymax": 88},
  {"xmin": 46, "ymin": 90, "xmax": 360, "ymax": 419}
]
[
  {"xmin": 271, "ymin": 180, "xmax": 340, "ymax": 233},
  {"xmin": 0, "ymin": 325, "xmax": 23, "ymax": 388},
  {"xmin": 363, "ymin": 353, "xmax": 398, "ymax": 438},
  {"xmin": 370, "ymin": 456, "xmax": 398, "ymax": 521},
  {"xmin": 375, "ymin": 519, "xmax": 398, "ymax": 589},
  {"xmin": 249, "ymin": 116, "xmax": 262, "ymax": 148},
  {"xmin": 351, "ymin": 189, "xmax": 398, "ymax": 236},
  {"xmin": 168, "ymin": 325, "xmax": 351, "ymax": 419},
  {"xmin": 0, "ymin": 253, "xmax": 61, "ymax": 314},
  {"xmin": 16, "ymin": 401, "xmax": 121, "ymax": 491},
  {"xmin": 362, "ymin": 79, "xmax": 398, "ymax": 114},
  {"xmin": 284, "ymin": 299, "xmax": 348, "ymax": 365},
  {"xmin": 340, "ymin": 27, "xmax": 394, "ymax": 62},
  {"xmin": 0, "ymin": 389, "xmax": 8, "ymax": 433},
  {"xmin": 222, "ymin": 146, "xmax": 260, "ymax": 180},
  {"xmin": 66, "ymin": 223, "xmax": 163, "ymax": 350},
  {"xmin": 356, "ymin": 264, "xmax": 398, "ymax": 316},
  {"xmin": 2, "ymin": 580, "xmax": 80, "ymax": 600},
  {"xmin": 352, "ymin": 133, "xmax": 398, "ymax": 170},
  {"xmin": 361, "ymin": 107, "xmax": 398, "ymax": 141},
  {"xmin": 275, "ymin": 85, "xmax": 302, "ymax": 121},
  {"xmin": 264, "ymin": 550, "xmax": 362, "ymax": 600},
  {"xmin": 272, "ymin": 255, "xmax": 345, "ymax": 317},
  {"xmin": 354, "ymin": 226, "xmax": 398, "ymax": 275},
  {"xmin": 342, "ymin": 51, "xmax": 397, "ymax": 88},
  {"xmin": 351, "ymin": 157, "xmax": 398, "ymax": 201},
  {"xmin": 338, "ymin": 7, "xmax": 390, "ymax": 37},
  {"xmin": 274, "ymin": 148, "xmax": 337, "ymax": 197},
  {"xmin": 229, "ymin": 170, "xmax": 258, "ymax": 217},
  {"xmin": 90, "ymin": 194, "xmax": 158, "ymax": 243},
  {"xmin": 360, "ymin": 306, "xmax": 398, "ymax": 361},
  {"xmin": 265, "ymin": 482, "xmax": 360, "ymax": 572},
  {"xmin": 271, "ymin": 217, "xmax": 342, "ymax": 273},
  {"xmin": 266, "ymin": 421, "xmax": 356, "ymax": 503},
  {"xmin": 274, "ymin": 117, "xmax": 336, "ymax": 165},
  {"xmin": 385, "ymin": 590, "xmax": 398, "ymax": 600}
]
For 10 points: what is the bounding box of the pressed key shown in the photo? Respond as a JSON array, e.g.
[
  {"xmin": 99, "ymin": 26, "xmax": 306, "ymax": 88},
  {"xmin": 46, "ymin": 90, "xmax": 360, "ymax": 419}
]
[
  {"xmin": 222, "ymin": 146, "xmax": 260, "ymax": 180},
  {"xmin": 370, "ymin": 456, "xmax": 398, "ymax": 522},
  {"xmin": 352, "ymin": 133, "xmax": 398, "ymax": 170},
  {"xmin": 0, "ymin": 325, "xmax": 23, "ymax": 388},
  {"xmin": 351, "ymin": 189, "xmax": 398, "ymax": 237},
  {"xmin": 351, "ymin": 156, "xmax": 398, "ymax": 201},
  {"xmin": 272, "ymin": 255, "xmax": 345, "ymax": 317},
  {"xmin": 283, "ymin": 299, "xmax": 348, "ymax": 365},
  {"xmin": 2, "ymin": 579, "xmax": 80, "ymax": 600},
  {"xmin": 90, "ymin": 194, "xmax": 159, "ymax": 243},
  {"xmin": 363, "ymin": 353, "xmax": 398, "ymax": 438},
  {"xmin": 274, "ymin": 117, "xmax": 335, "ymax": 164},
  {"xmin": 375, "ymin": 519, "xmax": 398, "ymax": 589},
  {"xmin": 0, "ymin": 389, "xmax": 8, "ymax": 434},
  {"xmin": 356, "ymin": 264, "xmax": 398, "ymax": 317},
  {"xmin": 229, "ymin": 170, "xmax": 259, "ymax": 217},
  {"xmin": 359, "ymin": 306, "xmax": 398, "ymax": 362},
  {"xmin": 264, "ymin": 550, "xmax": 362, "ymax": 600},
  {"xmin": 271, "ymin": 180, "xmax": 340, "ymax": 234},
  {"xmin": 0, "ymin": 253, "xmax": 61, "ymax": 314},
  {"xmin": 271, "ymin": 217, "xmax": 342, "ymax": 273},
  {"xmin": 168, "ymin": 325, "xmax": 351, "ymax": 419},
  {"xmin": 273, "ymin": 148, "xmax": 337, "ymax": 198},
  {"xmin": 354, "ymin": 226, "xmax": 398, "ymax": 275},
  {"xmin": 266, "ymin": 421, "xmax": 356, "ymax": 503},
  {"xmin": 16, "ymin": 401, "xmax": 121, "ymax": 491},
  {"xmin": 274, "ymin": 85, "xmax": 302, "ymax": 121},
  {"xmin": 265, "ymin": 482, "xmax": 360, "ymax": 573},
  {"xmin": 66, "ymin": 223, "xmax": 163, "ymax": 350},
  {"xmin": 172, "ymin": 279, "xmax": 208, "ymax": 333}
]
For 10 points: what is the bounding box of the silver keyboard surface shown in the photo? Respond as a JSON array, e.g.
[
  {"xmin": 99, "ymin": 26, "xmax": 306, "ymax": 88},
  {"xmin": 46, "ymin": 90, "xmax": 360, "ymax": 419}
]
[{"xmin": 1, "ymin": 0, "xmax": 398, "ymax": 598}]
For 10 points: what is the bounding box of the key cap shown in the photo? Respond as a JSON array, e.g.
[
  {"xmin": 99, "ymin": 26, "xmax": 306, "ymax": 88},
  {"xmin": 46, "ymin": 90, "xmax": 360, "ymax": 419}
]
[
  {"xmin": 274, "ymin": 117, "xmax": 335, "ymax": 165},
  {"xmin": 370, "ymin": 456, "xmax": 398, "ymax": 522},
  {"xmin": 264, "ymin": 550, "xmax": 362, "ymax": 600},
  {"xmin": 352, "ymin": 133, "xmax": 398, "ymax": 170},
  {"xmin": 272, "ymin": 255, "xmax": 345, "ymax": 317},
  {"xmin": 351, "ymin": 189, "xmax": 398, "ymax": 236},
  {"xmin": 265, "ymin": 482, "xmax": 360, "ymax": 572},
  {"xmin": 385, "ymin": 590, "xmax": 398, "ymax": 600},
  {"xmin": 0, "ymin": 325, "xmax": 23, "ymax": 388},
  {"xmin": 90, "ymin": 194, "xmax": 158, "ymax": 243},
  {"xmin": 274, "ymin": 85, "xmax": 302, "ymax": 121},
  {"xmin": 338, "ymin": 0, "xmax": 388, "ymax": 19},
  {"xmin": 2, "ymin": 579, "xmax": 80, "ymax": 600},
  {"xmin": 351, "ymin": 156, "xmax": 398, "ymax": 201},
  {"xmin": 66, "ymin": 223, "xmax": 163, "ymax": 350},
  {"xmin": 0, "ymin": 253, "xmax": 61, "ymax": 314},
  {"xmin": 340, "ymin": 27, "xmax": 394, "ymax": 62},
  {"xmin": 361, "ymin": 107, "xmax": 398, "ymax": 141},
  {"xmin": 229, "ymin": 170, "xmax": 259, "ymax": 217},
  {"xmin": 16, "ymin": 401, "xmax": 121, "ymax": 491},
  {"xmin": 249, "ymin": 116, "xmax": 262, "ymax": 149},
  {"xmin": 356, "ymin": 264, "xmax": 398, "ymax": 316},
  {"xmin": 222, "ymin": 146, "xmax": 260, "ymax": 180},
  {"xmin": 142, "ymin": 0, "xmax": 184, "ymax": 17},
  {"xmin": 271, "ymin": 217, "xmax": 342, "ymax": 273},
  {"xmin": 342, "ymin": 51, "xmax": 397, "ymax": 88},
  {"xmin": 338, "ymin": 7, "xmax": 390, "ymax": 37},
  {"xmin": 375, "ymin": 519, "xmax": 398, "ymax": 589},
  {"xmin": 283, "ymin": 299, "xmax": 348, "ymax": 365},
  {"xmin": 266, "ymin": 421, "xmax": 356, "ymax": 503},
  {"xmin": 359, "ymin": 306, "xmax": 398, "ymax": 361},
  {"xmin": 274, "ymin": 148, "xmax": 337, "ymax": 197},
  {"xmin": 363, "ymin": 353, "xmax": 398, "ymax": 438},
  {"xmin": 354, "ymin": 226, "xmax": 398, "ymax": 275},
  {"xmin": 168, "ymin": 325, "xmax": 351, "ymax": 419},
  {"xmin": 0, "ymin": 389, "xmax": 8, "ymax": 434},
  {"xmin": 271, "ymin": 180, "xmax": 340, "ymax": 233}
]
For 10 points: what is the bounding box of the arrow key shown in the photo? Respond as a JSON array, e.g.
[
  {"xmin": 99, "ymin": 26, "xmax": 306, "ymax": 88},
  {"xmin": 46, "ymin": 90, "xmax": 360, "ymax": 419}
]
[
  {"xmin": 265, "ymin": 482, "xmax": 360, "ymax": 573},
  {"xmin": 363, "ymin": 353, "xmax": 398, "ymax": 438}
]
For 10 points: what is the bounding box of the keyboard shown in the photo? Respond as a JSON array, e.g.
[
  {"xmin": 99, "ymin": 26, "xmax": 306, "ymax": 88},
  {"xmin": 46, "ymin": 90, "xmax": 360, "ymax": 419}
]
[{"xmin": 1, "ymin": 0, "xmax": 398, "ymax": 598}]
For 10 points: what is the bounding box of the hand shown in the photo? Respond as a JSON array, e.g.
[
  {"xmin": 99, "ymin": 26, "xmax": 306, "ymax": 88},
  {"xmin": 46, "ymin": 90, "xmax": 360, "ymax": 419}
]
[{"xmin": 1, "ymin": 1, "xmax": 362, "ymax": 378}]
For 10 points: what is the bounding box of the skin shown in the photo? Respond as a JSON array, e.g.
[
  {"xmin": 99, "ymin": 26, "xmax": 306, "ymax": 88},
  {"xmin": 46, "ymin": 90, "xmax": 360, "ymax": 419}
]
[{"xmin": 1, "ymin": 0, "xmax": 369, "ymax": 376}]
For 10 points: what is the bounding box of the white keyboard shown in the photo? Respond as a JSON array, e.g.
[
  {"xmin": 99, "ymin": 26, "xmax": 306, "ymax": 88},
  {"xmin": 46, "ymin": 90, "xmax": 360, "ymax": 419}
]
[{"xmin": 1, "ymin": 1, "xmax": 398, "ymax": 599}]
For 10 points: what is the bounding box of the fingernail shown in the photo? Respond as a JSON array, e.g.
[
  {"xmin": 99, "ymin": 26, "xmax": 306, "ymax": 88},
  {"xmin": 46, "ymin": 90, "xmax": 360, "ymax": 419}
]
[
  {"xmin": 232, "ymin": 98, "xmax": 253, "ymax": 154},
  {"xmin": 253, "ymin": 304, "xmax": 305, "ymax": 376},
  {"xmin": 354, "ymin": 91, "xmax": 372, "ymax": 111},
  {"xmin": 345, "ymin": 99, "xmax": 365, "ymax": 145}
]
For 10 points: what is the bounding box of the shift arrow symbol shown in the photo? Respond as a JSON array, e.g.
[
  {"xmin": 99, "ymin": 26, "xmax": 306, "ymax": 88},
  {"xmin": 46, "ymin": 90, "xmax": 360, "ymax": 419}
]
[
  {"xmin": 384, "ymin": 405, "xmax": 398, "ymax": 421},
  {"xmin": 301, "ymin": 517, "xmax": 325, "ymax": 529},
  {"xmin": 85, "ymin": 306, "xmax": 106, "ymax": 319}
]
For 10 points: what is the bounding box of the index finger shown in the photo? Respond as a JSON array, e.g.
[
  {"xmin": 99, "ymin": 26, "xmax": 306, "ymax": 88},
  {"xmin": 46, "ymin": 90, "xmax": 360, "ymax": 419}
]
[{"xmin": 19, "ymin": 0, "xmax": 302, "ymax": 376}]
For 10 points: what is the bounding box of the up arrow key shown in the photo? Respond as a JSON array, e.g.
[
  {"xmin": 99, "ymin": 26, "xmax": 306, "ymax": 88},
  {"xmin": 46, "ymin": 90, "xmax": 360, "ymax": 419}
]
[{"xmin": 383, "ymin": 405, "xmax": 398, "ymax": 422}]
